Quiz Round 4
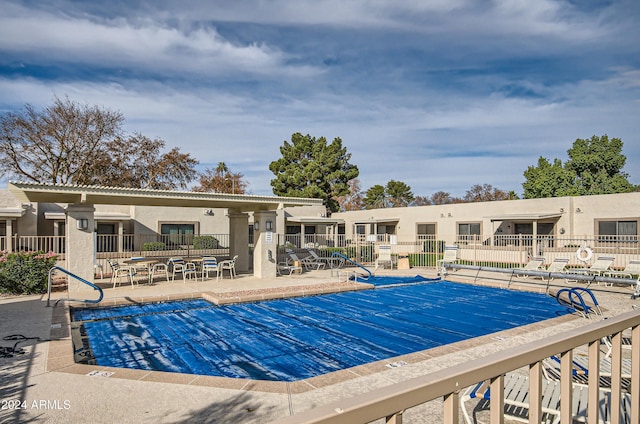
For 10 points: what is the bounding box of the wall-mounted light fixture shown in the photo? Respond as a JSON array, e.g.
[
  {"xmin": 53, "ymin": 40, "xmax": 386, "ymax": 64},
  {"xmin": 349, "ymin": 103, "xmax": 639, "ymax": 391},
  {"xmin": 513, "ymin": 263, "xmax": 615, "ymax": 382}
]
[
  {"xmin": 560, "ymin": 208, "xmax": 565, "ymax": 213},
  {"xmin": 559, "ymin": 227, "xmax": 566, "ymax": 234},
  {"xmin": 576, "ymin": 207, "xmax": 582, "ymax": 213},
  {"xmin": 76, "ymin": 218, "xmax": 89, "ymax": 231},
  {"xmin": 254, "ymin": 221, "xmax": 259, "ymax": 231},
  {"xmin": 266, "ymin": 220, "xmax": 273, "ymax": 231}
]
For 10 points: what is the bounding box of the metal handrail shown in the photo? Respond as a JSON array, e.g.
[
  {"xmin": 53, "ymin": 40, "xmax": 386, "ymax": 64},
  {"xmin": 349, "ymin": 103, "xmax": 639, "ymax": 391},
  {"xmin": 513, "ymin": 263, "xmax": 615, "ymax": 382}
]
[
  {"xmin": 331, "ymin": 252, "xmax": 372, "ymax": 279},
  {"xmin": 46, "ymin": 266, "xmax": 104, "ymax": 307},
  {"xmin": 271, "ymin": 310, "xmax": 640, "ymax": 424}
]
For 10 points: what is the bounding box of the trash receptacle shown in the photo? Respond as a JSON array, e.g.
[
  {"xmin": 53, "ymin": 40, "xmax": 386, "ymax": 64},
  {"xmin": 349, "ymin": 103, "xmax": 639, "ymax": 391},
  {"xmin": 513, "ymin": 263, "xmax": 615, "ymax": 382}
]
[{"xmin": 397, "ymin": 253, "xmax": 410, "ymax": 270}]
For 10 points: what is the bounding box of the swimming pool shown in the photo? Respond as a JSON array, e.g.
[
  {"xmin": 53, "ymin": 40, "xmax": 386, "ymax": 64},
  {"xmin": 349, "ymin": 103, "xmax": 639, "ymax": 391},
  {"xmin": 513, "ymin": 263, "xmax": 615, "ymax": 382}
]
[{"xmin": 72, "ymin": 279, "xmax": 567, "ymax": 382}]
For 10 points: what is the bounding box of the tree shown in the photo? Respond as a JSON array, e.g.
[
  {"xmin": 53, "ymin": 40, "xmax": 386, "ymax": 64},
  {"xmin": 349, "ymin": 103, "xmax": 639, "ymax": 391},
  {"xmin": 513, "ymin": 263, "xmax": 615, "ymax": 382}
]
[
  {"xmin": 463, "ymin": 184, "xmax": 509, "ymax": 202},
  {"xmin": 411, "ymin": 196, "xmax": 432, "ymax": 206},
  {"xmin": 522, "ymin": 157, "xmax": 576, "ymax": 198},
  {"xmin": 193, "ymin": 161, "xmax": 248, "ymax": 194},
  {"xmin": 269, "ymin": 133, "xmax": 359, "ymax": 212},
  {"xmin": 522, "ymin": 135, "xmax": 637, "ymax": 198},
  {"xmin": 87, "ymin": 134, "xmax": 197, "ymax": 189},
  {"xmin": 430, "ymin": 191, "xmax": 455, "ymax": 205},
  {"xmin": 565, "ymin": 135, "xmax": 637, "ymax": 195},
  {"xmin": 363, "ymin": 180, "xmax": 414, "ymax": 209},
  {"xmin": 0, "ymin": 97, "xmax": 198, "ymax": 189},
  {"xmin": 336, "ymin": 178, "xmax": 364, "ymax": 211},
  {"xmin": 386, "ymin": 180, "xmax": 414, "ymax": 207},
  {"xmin": 363, "ymin": 184, "xmax": 387, "ymax": 209}
]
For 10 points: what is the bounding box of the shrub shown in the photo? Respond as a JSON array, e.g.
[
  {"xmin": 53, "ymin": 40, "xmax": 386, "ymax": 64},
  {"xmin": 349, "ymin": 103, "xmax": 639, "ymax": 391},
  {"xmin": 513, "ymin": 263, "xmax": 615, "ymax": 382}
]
[
  {"xmin": 0, "ymin": 251, "xmax": 59, "ymax": 295},
  {"xmin": 142, "ymin": 241, "xmax": 165, "ymax": 251},
  {"xmin": 193, "ymin": 235, "xmax": 219, "ymax": 249}
]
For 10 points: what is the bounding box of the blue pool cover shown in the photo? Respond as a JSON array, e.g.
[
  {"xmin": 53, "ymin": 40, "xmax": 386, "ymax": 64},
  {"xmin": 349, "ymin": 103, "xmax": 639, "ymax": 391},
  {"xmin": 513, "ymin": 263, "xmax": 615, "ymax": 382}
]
[{"xmin": 73, "ymin": 279, "xmax": 567, "ymax": 382}]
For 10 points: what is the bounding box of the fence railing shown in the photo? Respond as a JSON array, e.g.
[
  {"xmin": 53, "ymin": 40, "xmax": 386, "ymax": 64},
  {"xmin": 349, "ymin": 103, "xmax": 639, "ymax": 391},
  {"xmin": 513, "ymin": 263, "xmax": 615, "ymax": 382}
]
[
  {"xmin": 278, "ymin": 234, "xmax": 640, "ymax": 272},
  {"xmin": 273, "ymin": 309, "xmax": 640, "ymax": 424}
]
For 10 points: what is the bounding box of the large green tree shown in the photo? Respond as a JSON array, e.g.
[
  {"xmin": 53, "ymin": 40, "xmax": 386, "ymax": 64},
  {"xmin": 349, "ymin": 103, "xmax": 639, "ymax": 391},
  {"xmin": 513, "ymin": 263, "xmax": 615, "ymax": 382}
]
[
  {"xmin": 269, "ymin": 133, "xmax": 359, "ymax": 212},
  {"xmin": 363, "ymin": 180, "xmax": 414, "ymax": 209},
  {"xmin": 522, "ymin": 135, "xmax": 637, "ymax": 198},
  {"xmin": 0, "ymin": 96, "xmax": 198, "ymax": 189}
]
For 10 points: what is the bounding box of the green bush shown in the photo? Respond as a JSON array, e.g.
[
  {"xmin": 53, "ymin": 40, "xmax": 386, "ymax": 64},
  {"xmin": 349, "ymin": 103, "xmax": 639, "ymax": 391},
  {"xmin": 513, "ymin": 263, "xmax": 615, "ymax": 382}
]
[
  {"xmin": 142, "ymin": 241, "xmax": 165, "ymax": 251},
  {"xmin": 193, "ymin": 235, "xmax": 219, "ymax": 249},
  {"xmin": 0, "ymin": 251, "xmax": 59, "ymax": 295}
]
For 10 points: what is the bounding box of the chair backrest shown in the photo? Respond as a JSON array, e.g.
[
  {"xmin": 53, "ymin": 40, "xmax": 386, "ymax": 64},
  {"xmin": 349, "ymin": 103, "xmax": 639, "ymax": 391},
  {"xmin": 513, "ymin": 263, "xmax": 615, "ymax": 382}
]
[
  {"xmin": 548, "ymin": 258, "xmax": 569, "ymax": 272},
  {"xmin": 623, "ymin": 260, "xmax": 640, "ymax": 274},
  {"xmin": 443, "ymin": 246, "xmax": 458, "ymax": 261},
  {"xmin": 378, "ymin": 245, "xmax": 392, "ymax": 261},
  {"xmin": 107, "ymin": 259, "xmax": 119, "ymax": 270},
  {"xmin": 591, "ymin": 256, "xmax": 615, "ymax": 271},
  {"xmin": 524, "ymin": 257, "xmax": 545, "ymax": 269},
  {"xmin": 306, "ymin": 249, "xmax": 321, "ymax": 260},
  {"xmin": 202, "ymin": 257, "xmax": 217, "ymax": 267}
]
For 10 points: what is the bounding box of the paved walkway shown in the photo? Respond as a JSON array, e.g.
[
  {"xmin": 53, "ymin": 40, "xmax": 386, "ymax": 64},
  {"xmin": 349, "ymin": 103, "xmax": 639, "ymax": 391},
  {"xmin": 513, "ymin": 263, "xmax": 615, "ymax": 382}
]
[{"xmin": 0, "ymin": 268, "xmax": 637, "ymax": 423}]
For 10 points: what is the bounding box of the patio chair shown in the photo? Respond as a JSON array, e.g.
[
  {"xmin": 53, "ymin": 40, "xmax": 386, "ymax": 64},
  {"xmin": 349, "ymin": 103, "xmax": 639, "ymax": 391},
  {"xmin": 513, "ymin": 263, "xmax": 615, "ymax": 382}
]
[
  {"xmin": 219, "ymin": 255, "xmax": 238, "ymax": 279},
  {"xmin": 436, "ymin": 246, "xmax": 458, "ymax": 273},
  {"xmin": 567, "ymin": 256, "xmax": 616, "ymax": 285},
  {"xmin": 543, "ymin": 354, "xmax": 632, "ymax": 391},
  {"xmin": 516, "ymin": 256, "xmax": 545, "ymax": 278},
  {"xmin": 536, "ymin": 258, "xmax": 569, "ymax": 281},
  {"xmin": 460, "ymin": 372, "xmax": 631, "ymax": 424},
  {"xmin": 201, "ymin": 256, "xmax": 220, "ymax": 281},
  {"xmin": 604, "ymin": 260, "xmax": 640, "ymax": 292},
  {"xmin": 286, "ymin": 249, "xmax": 325, "ymax": 271},
  {"xmin": 167, "ymin": 257, "xmax": 197, "ymax": 282},
  {"xmin": 305, "ymin": 248, "xmax": 342, "ymax": 270},
  {"xmin": 107, "ymin": 259, "xmax": 136, "ymax": 288},
  {"xmin": 375, "ymin": 245, "xmax": 394, "ymax": 269}
]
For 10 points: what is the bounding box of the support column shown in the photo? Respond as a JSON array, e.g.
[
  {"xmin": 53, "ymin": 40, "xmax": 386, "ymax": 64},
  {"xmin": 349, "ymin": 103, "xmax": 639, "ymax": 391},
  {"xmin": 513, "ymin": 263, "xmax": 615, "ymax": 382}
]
[
  {"xmin": 5, "ymin": 220, "xmax": 13, "ymax": 252},
  {"xmin": 253, "ymin": 211, "xmax": 277, "ymax": 278},
  {"xmin": 65, "ymin": 204, "xmax": 96, "ymax": 292},
  {"xmin": 228, "ymin": 211, "xmax": 249, "ymax": 274}
]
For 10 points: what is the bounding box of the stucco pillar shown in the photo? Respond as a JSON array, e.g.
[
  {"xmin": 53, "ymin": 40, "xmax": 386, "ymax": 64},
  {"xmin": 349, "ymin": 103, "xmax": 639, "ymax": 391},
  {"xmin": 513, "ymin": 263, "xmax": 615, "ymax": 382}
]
[
  {"xmin": 5, "ymin": 219, "xmax": 13, "ymax": 252},
  {"xmin": 253, "ymin": 211, "xmax": 277, "ymax": 278},
  {"xmin": 228, "ymin": 211, "xmax": 249, "ymax": 274},
  {"xmin": 65, "ymin": 204, "xmax": 96, "ymax": 292}
]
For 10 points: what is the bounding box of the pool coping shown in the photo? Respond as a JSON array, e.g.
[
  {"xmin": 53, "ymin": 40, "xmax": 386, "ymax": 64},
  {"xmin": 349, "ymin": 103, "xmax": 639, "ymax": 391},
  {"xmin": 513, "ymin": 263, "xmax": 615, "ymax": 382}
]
[{"xmin": 46, "ymin": 280, "xmax": 579, "ymax": 394}]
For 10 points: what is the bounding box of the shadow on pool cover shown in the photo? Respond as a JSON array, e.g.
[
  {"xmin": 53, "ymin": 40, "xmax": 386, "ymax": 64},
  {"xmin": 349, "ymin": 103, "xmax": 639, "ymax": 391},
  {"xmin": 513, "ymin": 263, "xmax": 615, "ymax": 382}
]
[{"xmin": 71, "ymin": 279, "xmax": 568, "ymax": 382}]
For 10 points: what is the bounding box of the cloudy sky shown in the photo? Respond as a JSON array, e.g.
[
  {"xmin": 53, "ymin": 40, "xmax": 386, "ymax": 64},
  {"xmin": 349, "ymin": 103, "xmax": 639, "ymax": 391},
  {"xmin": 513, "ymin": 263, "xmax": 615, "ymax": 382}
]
[{"xmin": 1, "ymin": 0, "xmax": 639, "ymax": 198}]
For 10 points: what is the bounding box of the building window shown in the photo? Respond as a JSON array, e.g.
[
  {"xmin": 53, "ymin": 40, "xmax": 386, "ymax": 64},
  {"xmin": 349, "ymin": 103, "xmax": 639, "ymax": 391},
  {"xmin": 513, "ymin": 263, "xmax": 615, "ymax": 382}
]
[
  {"xmin": 598, "ymin": 220, "xmax": 638, "ymax": 242},
  {"xmin": 458, "ymin": 223, "xmax": 481, "ymax": 244},
  {"xmin": 160, "ymin": 223, "xmax": 196, "ymax": 246}
]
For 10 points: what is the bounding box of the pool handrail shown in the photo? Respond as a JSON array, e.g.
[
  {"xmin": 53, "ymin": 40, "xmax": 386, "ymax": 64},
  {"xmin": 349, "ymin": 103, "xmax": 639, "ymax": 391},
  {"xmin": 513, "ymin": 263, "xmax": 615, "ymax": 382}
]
[
  {"xmin": 557, "ymin": 287, "xmax": 603, "ymax": 319},
  {"xmin": 331, "ymin": 252, "xmax": 372, "ymax": 279},
  {"xmin": 47, "ymin": 266, "xmax": 104, "ymax": 307}
]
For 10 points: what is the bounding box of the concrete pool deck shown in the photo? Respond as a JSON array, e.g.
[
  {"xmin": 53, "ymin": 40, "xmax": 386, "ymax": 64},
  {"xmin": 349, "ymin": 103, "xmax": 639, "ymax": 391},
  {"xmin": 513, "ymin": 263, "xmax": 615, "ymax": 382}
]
[{"xmin": 1, "ymin": 268, "xmax": 638, "ymax": 423}]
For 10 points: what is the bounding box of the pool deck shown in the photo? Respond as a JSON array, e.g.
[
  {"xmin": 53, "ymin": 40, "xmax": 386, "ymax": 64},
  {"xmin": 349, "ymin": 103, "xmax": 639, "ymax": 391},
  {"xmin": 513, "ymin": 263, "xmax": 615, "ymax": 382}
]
[{"xmin": 1, "ymin": 267, "xmax": 638, "ymax": 423}]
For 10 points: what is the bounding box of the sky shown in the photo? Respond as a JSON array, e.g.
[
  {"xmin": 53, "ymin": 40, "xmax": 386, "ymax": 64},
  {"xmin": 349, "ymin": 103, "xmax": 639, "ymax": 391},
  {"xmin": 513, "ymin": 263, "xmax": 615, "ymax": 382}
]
[{"xmin": 1, "ymin": 0, "xmax": 639, "ymax": 198}]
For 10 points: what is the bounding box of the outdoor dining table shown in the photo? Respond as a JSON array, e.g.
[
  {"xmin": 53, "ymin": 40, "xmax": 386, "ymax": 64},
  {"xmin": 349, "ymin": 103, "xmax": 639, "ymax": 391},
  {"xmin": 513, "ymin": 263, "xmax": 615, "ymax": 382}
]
[{"xmin": 123, "ymin": 258, "xmax": 159, "ymax": 284}]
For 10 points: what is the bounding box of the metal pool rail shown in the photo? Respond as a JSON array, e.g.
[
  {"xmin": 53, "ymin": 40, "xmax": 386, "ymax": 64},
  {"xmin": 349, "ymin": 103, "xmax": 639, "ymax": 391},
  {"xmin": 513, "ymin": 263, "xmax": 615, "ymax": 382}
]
[
  {"xmin": 271, "ymin": 309, "xmax": 640, "ymax": 424},
  {"xmin": 47, "ymin": 266, "xmax": 104, "ymax": 307}
]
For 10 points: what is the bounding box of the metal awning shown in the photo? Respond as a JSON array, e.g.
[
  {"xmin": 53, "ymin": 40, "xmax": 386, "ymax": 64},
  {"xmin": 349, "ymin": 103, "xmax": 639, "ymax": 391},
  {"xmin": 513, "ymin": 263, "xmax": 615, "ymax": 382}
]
[
  {"xmin": 485, "ymin": 212, "xmax": 563, "ymax": 222},
  {"xmin": 8, "ymin": 182, "xmax": 323, "ymax": 212},
  {"xmin": 286, "ymin": 216, "xmax": 344, "ymax": 225},
  {"xmin": 44, "ymin": 212, "xmax": 132, "ymax": 220},
  {"xmin": 353, "ymin": 217, "xmax": 399, "ymax": 224}
]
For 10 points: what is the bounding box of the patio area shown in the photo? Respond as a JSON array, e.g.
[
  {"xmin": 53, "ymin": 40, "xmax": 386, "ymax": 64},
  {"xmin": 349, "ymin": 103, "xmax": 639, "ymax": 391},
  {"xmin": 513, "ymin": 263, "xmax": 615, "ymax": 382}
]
[{"xmin": 1, "ymin": 268, "xmax": 638, "ymax": 423}]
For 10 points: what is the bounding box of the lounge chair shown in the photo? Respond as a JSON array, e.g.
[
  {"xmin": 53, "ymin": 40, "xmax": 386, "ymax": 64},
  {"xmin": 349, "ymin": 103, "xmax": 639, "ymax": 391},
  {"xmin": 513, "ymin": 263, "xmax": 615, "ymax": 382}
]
[
  {"xmin": 516, "ymin": 256, "xmax": 545, "ymax": 278},
  {"xmin": 286, "ymin": 249, "xmax": 325, "ymax": 271},
  {"xmin": 436, "ymin": 246, "xmax": 458, "ymax": 273},
  {"xmin": 305, "ymin": 248, "xmax": 342, "ymax": 270},
  {"xmin": 375, "ymin": 245, "xmax": 394, "ymax": 269},
  {"xmin": 461, "ymin": 372, "xmax": 632, "ymax": 424},
  {"xmin": 538, "ymin": 258, "xmax": 569, "ymax": 281},
  {"xmin": 543, "ymin": 354, "xmax": 632, "ymax": 390},
  {"xmin": 604, "ymin": 260, "xmax": 640, "ymax": 294},
  {"xmin": 566, "ymin": 256, "xmax": 616, "ymax": 285}
]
